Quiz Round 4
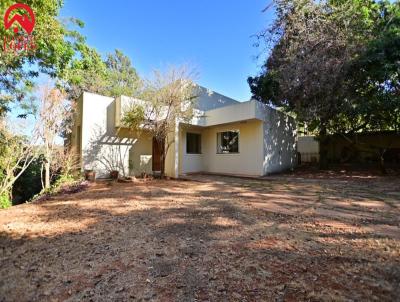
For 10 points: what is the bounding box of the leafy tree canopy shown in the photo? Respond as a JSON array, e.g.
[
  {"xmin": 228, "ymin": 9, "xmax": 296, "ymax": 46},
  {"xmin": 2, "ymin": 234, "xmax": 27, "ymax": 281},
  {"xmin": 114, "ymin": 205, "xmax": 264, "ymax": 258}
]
[
  {"xmin": 343, "ymin": 0, "xmax": 400, "ymax": 133},
  {"xmin": 59, "ymin": 48, "xmax": 141, "ymax": 100},
  {"xmin": 105, "ymin": 49, "xmax": 141, "ymax": 98},
  {"xmin": 0, "ymin": 0, "xmax": 85, "ymax": 116},
  {"xmin": 248, "ymin": 0, "xmax": 400, "ymax": 135},
  {"xmin": 1, "ymin": 1, "xmax": 141, "ymax": 113},
  {"xmin": 58, "ymin": 44, "xmax": 109, "ymax": 100}
]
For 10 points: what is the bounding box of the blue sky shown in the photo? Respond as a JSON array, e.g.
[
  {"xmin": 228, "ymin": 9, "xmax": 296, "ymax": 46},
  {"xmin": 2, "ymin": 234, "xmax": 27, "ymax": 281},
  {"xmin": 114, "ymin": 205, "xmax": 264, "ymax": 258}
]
[{"xmin": 60, "ymin": 1, "xmax": 274, "ymax": 101}]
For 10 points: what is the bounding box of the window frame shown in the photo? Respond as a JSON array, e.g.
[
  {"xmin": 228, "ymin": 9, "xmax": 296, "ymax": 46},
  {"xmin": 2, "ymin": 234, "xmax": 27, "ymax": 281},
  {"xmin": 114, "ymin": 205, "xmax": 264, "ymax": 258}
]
[
  {"xmin": 186, "ymin": 132, "xmax": 202, "ymax": 154},
  {"xmin": 216, "ymin": 130, "xmax": 240, "ymax": 154}
]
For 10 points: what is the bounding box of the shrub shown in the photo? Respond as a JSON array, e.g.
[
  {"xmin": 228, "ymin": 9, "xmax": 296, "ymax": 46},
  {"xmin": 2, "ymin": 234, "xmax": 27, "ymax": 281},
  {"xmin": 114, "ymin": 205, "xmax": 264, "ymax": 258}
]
[
  {"xmin": 0, "ymin": 194, "xmax": 11, "ymax": 209},
  {"xmin": 52, "ymin": 174, "xmax": 76, "ymax": 191},
  {"xmin": 12, "ymin": 157, "xmax": 43, "ymax": 205}
]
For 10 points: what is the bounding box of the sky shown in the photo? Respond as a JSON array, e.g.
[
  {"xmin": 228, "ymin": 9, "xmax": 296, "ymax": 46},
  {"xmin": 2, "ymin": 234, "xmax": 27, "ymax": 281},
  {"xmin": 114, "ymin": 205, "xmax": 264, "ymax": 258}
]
[{"xmin": 60, "ymin": 0, "xmax": 274, "ymax": 102}]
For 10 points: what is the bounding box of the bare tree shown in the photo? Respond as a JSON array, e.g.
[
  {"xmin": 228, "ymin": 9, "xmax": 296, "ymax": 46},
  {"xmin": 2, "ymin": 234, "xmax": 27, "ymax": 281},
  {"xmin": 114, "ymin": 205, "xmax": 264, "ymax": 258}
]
[
  {"xmin": 0, "ymin": 123, "xmax": 37, "ymax": 203},
  {"xmin": 50, "ymin": 147, "xmax": 81, "ymax": 182},
  {"xmin": 35, "ymin": 85, "xmax": 74, "ymax": 189},
  {"xmin": 122, "ymin": 66, "xmax": 198, "ymax": 177}
]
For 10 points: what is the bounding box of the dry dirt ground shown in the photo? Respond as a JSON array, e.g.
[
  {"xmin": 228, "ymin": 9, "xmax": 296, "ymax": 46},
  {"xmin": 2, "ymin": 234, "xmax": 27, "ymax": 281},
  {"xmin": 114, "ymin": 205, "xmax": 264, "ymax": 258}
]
[{"xmin": 0, "ymin": 174, "xmax": 399, "ymax": 302}]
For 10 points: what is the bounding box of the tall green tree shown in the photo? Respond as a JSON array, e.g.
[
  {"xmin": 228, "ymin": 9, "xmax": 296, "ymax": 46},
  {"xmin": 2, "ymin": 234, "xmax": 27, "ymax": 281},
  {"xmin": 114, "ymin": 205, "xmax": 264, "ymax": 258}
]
[
  {"xmin": 0, "ymin": 0, "xmax": 86, "ymax": 206},
  {"xmin": 248, "ymin": 0, "xmax": 399, "ymax": 168},
  {"xmin": 343, "ymin": 1, "xmax": 400, "ymax": 133},
  {"xmin": 60, "ymin": 48, "xmax": 141, "ymax": 100},
  {"xmin": 105, "ymin": 49, "xmax": 141, "ymax": 97},
  {"xmin": 0, "ymin": 0, "xmax": 84, "ymax": 116},
  {"xmin": 59, "ymin": 44, "xmax": 109, "ymax": 100}
]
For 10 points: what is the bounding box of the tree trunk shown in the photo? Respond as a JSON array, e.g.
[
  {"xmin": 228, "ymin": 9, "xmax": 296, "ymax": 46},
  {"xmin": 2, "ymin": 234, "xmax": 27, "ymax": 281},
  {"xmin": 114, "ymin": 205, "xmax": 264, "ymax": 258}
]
[
  {"xmin": 379, "ymin": 148, "xmax": 387, "ymax": 175},
  {"xmin": 319, "ymin": 126, "xmax": 329, "ymax": 170},
  {"xmin": 40, "ymin": 163, "xmax": 44, "ymax": 189},
  {"xmin": 45, "ymin": 161, "xmax": 51, "ymax": 189}
]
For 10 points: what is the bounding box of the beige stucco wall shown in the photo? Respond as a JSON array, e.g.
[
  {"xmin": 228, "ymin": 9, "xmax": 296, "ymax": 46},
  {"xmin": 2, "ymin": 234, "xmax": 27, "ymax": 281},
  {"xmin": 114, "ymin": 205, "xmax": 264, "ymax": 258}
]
[
  {"xmin": 76, "ymin": 92, "xmax": 297, "ymax": 179},
  {"xmin": 203, "ymin": 100, "xmax": 259, "ymax": 127},
  {"xmin": 69, "ymin": 94, "xmax": 83, "ymax": 157},
  {"xmin": 198, "ymin": 120, "xmax": 264, "ymax": 176},
  {"xmin": 179, "ymin": 125, "xmax": 204, "ymax": 174},
  {"xmin": 193, "ymin": 86, "xmax": 239, "ymax": 111},
  {"xmin": 179, "ymin": 120, "xmax": 263, "ymax": 175},
  {"xmin": 128, "ymin": 132, "xmax": 153, "ymax": 176},
  {"xmin": 262, "ymin": 107, "xmax": 297, "ymax": 174},
  {"xmin": 164, "ymin": 123, "xmax": 179, "ymax": 178},
  {"xmin": 80, "ymin": 92, "xmax": 129, "ymax": 178},
  {"xmin": 78, "ymin": 92, "xmax": 179, "ymax": 179},
  {"xmin": 179, "ymin": 112, "xmax": 296, "ymax": 176},
  {"xmin": 80, "ymin": 92, "xmax": 153, "ymax": 178}
]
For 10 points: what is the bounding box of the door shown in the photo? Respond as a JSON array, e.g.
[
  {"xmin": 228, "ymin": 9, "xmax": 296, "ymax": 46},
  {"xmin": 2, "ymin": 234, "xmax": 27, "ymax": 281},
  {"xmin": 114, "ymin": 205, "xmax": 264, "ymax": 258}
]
[{"xmin": 152, "ymin": 137, "xmax": 164, "ymax": 172}]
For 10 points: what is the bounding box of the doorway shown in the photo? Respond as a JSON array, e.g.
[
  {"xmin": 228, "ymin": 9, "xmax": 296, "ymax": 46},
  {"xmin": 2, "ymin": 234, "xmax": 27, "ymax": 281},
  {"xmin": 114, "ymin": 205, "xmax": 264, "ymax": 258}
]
[{"xmin": 152, "ymin": 137, "xmax": 164, "ymax": 172}]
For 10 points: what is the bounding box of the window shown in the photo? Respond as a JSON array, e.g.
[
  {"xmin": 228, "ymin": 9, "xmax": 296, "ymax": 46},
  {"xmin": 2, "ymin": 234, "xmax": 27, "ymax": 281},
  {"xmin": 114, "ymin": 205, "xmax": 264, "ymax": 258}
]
[
  {"xmin": 217, "ymin": 131, "xmax": 239, "ymax": 153},
  {"xmin": 186, "ymin": 133, "xmax": 201, "ymax": 154}
]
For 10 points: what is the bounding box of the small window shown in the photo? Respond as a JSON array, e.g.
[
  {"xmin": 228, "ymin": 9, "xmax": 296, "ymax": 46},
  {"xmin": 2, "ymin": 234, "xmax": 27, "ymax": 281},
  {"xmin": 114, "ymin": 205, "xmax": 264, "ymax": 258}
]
[
  {"xmin": 217, "ymin": 131, "xmax": 239, "ymax": 153},
  {"xmin": 186, "ymin": 133, "xmax": 201, "ymax": 154}
]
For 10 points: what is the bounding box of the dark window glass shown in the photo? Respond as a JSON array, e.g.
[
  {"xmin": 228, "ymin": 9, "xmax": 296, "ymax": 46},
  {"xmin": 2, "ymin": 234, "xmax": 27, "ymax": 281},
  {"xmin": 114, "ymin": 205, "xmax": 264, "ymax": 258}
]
[
  {"xmin": 186, "ymin": 133, "xmax": 201, "ymax": 154},
  {"xmin": 217, "ymin": 131, "xmax": 239, "ymax": 153}
]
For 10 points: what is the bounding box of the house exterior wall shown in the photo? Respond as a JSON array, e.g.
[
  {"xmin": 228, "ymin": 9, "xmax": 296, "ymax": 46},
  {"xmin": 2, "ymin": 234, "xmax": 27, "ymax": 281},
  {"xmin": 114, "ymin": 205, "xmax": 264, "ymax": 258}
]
[
  {"xmin": 201, "ymin": 120, "xmax": 264, "ymax": 176},
  {"xmin": 164, "ymin": 123, "xmax": 180, "ymax": 178},
  {"xmin": 178, "ymin": 106, "xmax": 297, "ymax": 176},
  {"xmin": 115, "ymin": 87, "xmax": 240, "ymax": 129},
  {"xmin": 193, "ymin": 86, "xmax": 239, "ymax": 111},
  {"xmin": 69, "ymin": 93, "xmax": 83, "ymax": 158},
  {"xmin": 179, "ymin": 103, "xmax": 297, "ymax": 176},
  {"xmin": 79, "ymin": 93, "xmax": 179, "ymax": 179},
  {"xmin": 127, "ymin": 132, "xmax": 153, "ymax": 176},
  {"xmin": 80, "ymin": 93, "xmax": 156, "ymax": 178},
  {"xmin": 262, "ymin": 107, "xmax": 297, "ymax": 174},
  {"xmin": 203, "ymin": 100, "xmax": 259, "ymax": 127},
  {"xmin": 179, "ymin": 125, "xmax": 204, "ymax": 174},
  {"xmin": 80, "ymin": 92, "xmax": 135, "ymax": 178},
  {"xmin": 76, "ymin": 91, "xmax": 297, "ymax": 179}
]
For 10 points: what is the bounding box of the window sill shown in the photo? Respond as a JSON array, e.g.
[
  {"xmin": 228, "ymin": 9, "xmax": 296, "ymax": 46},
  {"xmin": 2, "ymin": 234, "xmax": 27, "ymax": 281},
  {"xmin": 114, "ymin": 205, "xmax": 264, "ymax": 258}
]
[{"xmin": 216, "ymin": 152, "xmax": 240, "ymax": 154}]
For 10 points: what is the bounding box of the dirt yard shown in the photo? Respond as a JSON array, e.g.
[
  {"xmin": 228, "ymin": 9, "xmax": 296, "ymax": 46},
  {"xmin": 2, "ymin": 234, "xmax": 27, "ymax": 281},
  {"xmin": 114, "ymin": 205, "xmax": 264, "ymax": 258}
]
[{"xmin": 0, "ymin": 174, "xmax": 399, "ymax": 301}]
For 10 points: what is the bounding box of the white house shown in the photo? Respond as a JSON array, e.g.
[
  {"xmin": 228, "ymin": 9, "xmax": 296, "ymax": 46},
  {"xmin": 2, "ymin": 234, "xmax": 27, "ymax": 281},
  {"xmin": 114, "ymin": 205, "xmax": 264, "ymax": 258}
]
[{"xmin": 69, "ymin": 86, "xmax": 297, "ymax": 178}]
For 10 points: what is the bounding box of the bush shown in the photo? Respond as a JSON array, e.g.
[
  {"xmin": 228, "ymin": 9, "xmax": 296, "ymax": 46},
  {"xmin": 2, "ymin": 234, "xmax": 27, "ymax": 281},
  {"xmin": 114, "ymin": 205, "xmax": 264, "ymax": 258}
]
[
  {"xmin": 51, "ymin": 174, "xmax": 76, "ymax": 191},
  {"xmin": 12, "ymin": 157, "xmax": 43, "ymax": 205},
  {"xmin": 0, "ymin": 194, "xmax": 11, "ymax": 209},
  {"xmin": 39, "ymin": 173, "xmax": 81, "ymax": 196},
  {"xmin": 31, "ymin": 173, "xmax": 85, "ymax": 203}
]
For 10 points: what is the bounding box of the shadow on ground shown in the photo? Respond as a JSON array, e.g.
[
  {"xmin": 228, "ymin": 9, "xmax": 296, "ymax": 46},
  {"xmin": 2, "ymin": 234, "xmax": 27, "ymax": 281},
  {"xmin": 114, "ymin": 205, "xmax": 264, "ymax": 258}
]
[{"xmin": 0, "ymin": 174, "xmax": 399, "ymax": 301}]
